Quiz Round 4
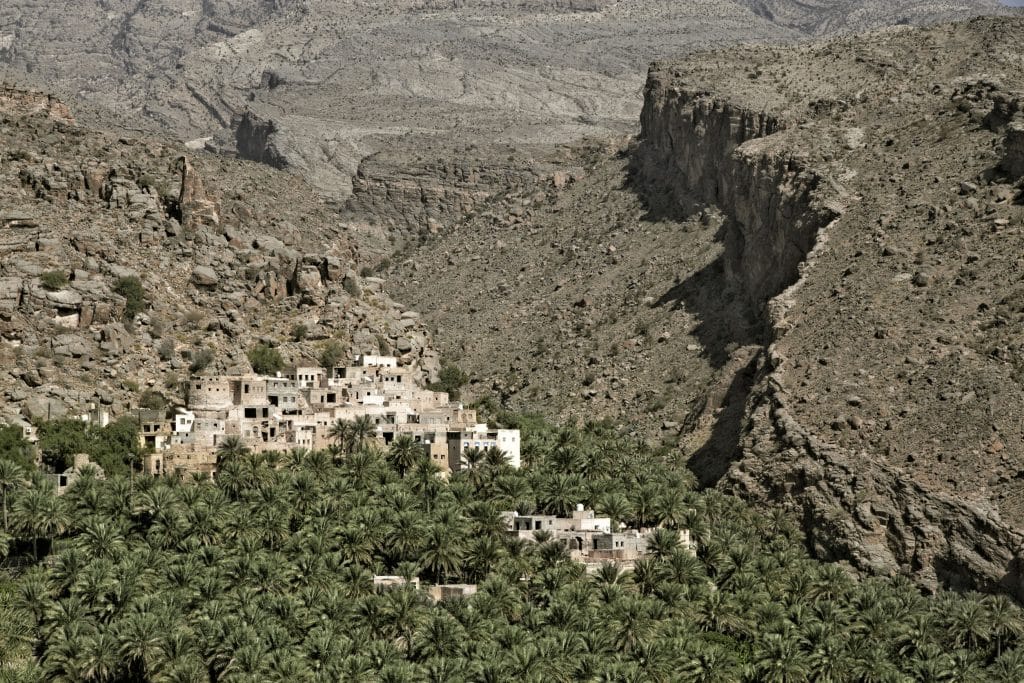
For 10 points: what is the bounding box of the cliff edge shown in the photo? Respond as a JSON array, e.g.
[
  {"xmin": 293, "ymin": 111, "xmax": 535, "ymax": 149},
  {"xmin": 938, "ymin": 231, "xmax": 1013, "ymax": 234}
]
[{"xmin": 636, "ymin": 17, "xmax": 1024, "ymax": 595}]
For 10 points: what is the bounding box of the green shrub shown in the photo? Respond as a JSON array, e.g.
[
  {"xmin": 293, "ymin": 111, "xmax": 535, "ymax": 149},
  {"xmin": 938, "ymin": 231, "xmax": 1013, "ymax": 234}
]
[
  {"xmin": 157, "ymin": 338, "xmax": 176, "ymax": 362},
  {"xmin": 428, "ymin": 363, "xmax": 469, "ymax": 400},
  {"xmin": 37, "ymin": 416, "xmax": 142, "ymax": 476},
  {"xmin": 248, "ymin": 343, "xmax": 284, "ymax": 375},
  {"xmin": 343, "ymin": 277, "xmax": 361, "ymax": 298},
  {"xmin": 189, "ymin": 348, "xmax": 214, "ymax": 374},
  {"xmin": 39, "ymin": 270, "xmax": 68, "ymax": 291},
  {"xmin": 318, "ymin": 340, "xmax": 345, "ymax": 370},
  {"xmin": 0, "ymin": 425, "xmax": 35, "ymax": 470},
  {"xmin": 290, "ymin": 323, "xmax": 308, "ymax": 342},
  {"xmin": 182, "ymin": 310, "xmax": 205, "ymax": 329},
  {"xmin": 113, "ymin": 276, "xmax": 147, "ymax": 320},
  {"xmin": 138, "ymin": 390, "xmax": 167, "ymax": 411},
  {"xmin": 36, "ymin": 419, "xmax": 88, "ymax": 472}
]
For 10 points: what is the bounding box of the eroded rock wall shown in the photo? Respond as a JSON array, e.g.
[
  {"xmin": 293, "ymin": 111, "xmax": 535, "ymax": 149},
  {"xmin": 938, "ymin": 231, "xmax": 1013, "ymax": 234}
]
[
  {"xmin": 344, "ymin": 144, "xmax": 579, "ymax": 245},
  {"xmin": 635, "ymin": 61, "xmax": 1024, "ymax": 598},
  {"xmin": 234, "ymin": 111, "xmax": 289, "ymax": 170},
  {"xmin": 636, "ymin": 71, "xmax": 837, "ymax": 309}
]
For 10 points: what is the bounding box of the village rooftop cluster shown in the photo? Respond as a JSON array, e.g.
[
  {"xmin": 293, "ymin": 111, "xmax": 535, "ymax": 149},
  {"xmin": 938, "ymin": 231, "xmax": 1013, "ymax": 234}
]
[{"xmin": 135, "ymin": 354, "xmax": 521, "ymax": 477}]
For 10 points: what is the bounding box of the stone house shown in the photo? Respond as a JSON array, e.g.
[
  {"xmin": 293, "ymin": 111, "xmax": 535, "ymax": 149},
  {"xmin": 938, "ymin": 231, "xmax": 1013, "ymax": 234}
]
[
  {"xmin": 502, "ymin": 505, "xmax": 694, "ymax": 568},
  {"xmin": 143, "ymin": 353, "xmax": 521, "ymax": 476},
  {"xmin": 53, "ymin": 453, "xmax": 104, "ymax": 495}
]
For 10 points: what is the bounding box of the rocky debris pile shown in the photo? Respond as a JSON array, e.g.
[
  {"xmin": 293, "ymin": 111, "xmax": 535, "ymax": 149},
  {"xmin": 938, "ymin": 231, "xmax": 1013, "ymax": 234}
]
[
  {"xmin": 389, "ymin": 138, "xmax": 743, "ymax": 436},
  {"xmin": 0, "ymin": 90, "xmax": 439, "ymax": 429},
  {"xmin": 953, "ymin": 78, "xmax": 1024, "ymax": 179},
  {"xmin": 1005, "ymin": 122, "xmax": 1024, "ymax": 179},
  {"xmin": 0, "ymin": 85, "xmax": 74, "ymax": 124}
]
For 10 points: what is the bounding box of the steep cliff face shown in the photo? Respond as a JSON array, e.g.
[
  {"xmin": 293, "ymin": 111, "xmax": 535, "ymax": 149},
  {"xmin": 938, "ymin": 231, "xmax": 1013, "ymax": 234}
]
[
  {"xmin": 234, "ymin": 112, "xmax": 289, "ymax": 170},
  {"xmin": 636, "ymin": 75, "xmax": 838, "ymax": 311},
  {"xmin": 344, "ymin": 143, "xmax": 580, "ymax": 247},
  {"xmin": 633, "ymin": 20, "xmax": 1024, "ymax": 598}
]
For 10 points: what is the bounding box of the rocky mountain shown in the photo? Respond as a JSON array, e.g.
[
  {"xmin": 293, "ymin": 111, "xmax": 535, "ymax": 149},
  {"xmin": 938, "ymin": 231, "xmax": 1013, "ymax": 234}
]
[
  {"xmin": 391, "ymin": 16, "xmax": 1024, "ymax": 596},
  {"xmin": 1, "ymin": 0, "xmax": 1012, "ymax": 207},
  {"xmin": 3, "ymin": 0, "xmax": 1024, "ymax": 599},
  {"xmin": 0, "ymin": 86, "xmax": 438, "ymax": 433}
]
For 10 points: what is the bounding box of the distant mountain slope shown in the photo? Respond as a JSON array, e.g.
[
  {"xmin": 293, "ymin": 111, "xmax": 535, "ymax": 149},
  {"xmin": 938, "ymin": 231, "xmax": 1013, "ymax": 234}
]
[{"xmin": 0, "ymin": 0, "xmax": 1010, "ymax": 200}]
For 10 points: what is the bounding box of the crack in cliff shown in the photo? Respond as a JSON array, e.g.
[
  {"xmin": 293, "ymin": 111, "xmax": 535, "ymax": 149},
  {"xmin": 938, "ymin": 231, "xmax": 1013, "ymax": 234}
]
[{"xmin": 631, "ymin": 69, "xmax": 839, "ymax": 490}]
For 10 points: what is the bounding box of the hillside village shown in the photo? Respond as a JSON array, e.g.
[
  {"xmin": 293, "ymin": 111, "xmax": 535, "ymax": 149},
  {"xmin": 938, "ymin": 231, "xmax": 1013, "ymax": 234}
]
[{"xmin": 135, "ymin": 354, "xmax": 521, "ymax": 477}]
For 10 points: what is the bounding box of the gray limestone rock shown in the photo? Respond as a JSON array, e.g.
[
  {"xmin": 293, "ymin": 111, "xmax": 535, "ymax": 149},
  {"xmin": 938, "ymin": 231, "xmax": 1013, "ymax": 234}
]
[{"xmin": 191, "ymin": 266, "xmax": 219, "ymax": 287}]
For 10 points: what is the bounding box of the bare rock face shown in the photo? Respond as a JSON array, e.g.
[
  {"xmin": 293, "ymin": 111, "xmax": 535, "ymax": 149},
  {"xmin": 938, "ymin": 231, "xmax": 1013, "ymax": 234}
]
[
  {"xmin": 1003, "ymin": 121, "xmax": 1024, "ymax": 179},
  {"xmin": 344, "ymin": 142, "xmax": 575, "ymax": 247},
  {"xmin": 0, "ymin": 85, "xmax": 74, "ymax": 124},
  {"xmin": 191, "ymin": 266, "xmax": 219, "ymax": 287},
  {"xmin": 636, "ymin": 82, "xmax": 838, "ymax": 309},
  {"xmin": 234, "ymin": 111, "xmax": 289, "ymax": 170},
  {"xmin": 177, "ymin": 156, "xmax": 220, "ymax": 232},
  {"xmin": 2, "ymin": 0, "xmax": 1009, "ymax": 206},
  {"xmin": 633, "ymin": 17, "xmax": 1024, "ymax": 597}
]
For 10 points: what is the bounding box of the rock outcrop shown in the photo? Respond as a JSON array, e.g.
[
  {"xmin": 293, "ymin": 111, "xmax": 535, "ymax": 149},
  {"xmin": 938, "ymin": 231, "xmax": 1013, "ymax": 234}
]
[
  {"xmin": 234, "ymin": 112, "xmax": 289, "ymax": 170},
  {"xmin": 344, "ymin": 143, "xmax": 580, "ymax": 246},
  {"xmin": 1006, "ymin": 122, "xmax": 1024, "ymax": 179},
  {"xmin": 632, "ymin": 19, "xmax": 1024, "ymax": 597},
  {"xmin": 636, "ymin": 80, "xmax": 839, "ymax": 310},
  {"xmin": 0, "ymin": 89, "xmax": 440, "ymax": 427}
]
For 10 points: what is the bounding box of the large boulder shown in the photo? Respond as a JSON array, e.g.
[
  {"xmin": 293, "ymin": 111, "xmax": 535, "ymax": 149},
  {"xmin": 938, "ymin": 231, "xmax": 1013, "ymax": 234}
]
[
  {"xmin": 295, "ymin": 265, "xmax": 322, "ymax": 293},
  {"xmin": 51, "ymin": 333, "xmax": 90, "ymax": 358},
  {"xmin": 0, "ymin": 277, "xmax": 22, "ymax": 314},
  {"xmin": 191, "ymin": 265, "xmax": 219, "ymax": 287}
]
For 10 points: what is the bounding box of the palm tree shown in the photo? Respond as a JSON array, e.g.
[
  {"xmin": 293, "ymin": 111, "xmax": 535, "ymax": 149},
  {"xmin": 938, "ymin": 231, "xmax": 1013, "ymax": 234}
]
[
  {"xmin": 678, "ymin": 642, "xmax": 745, "ymax": 683},
  {"xmin": 77, "ymin": 630, "xmax": 122, "ymax": 682},
  {"xmin": 14, "ymin": 485, "xmax": 68, "ymax": 560},
  {"xmin": 483, "ymin": 446, "xmax": 507, "ymax": 469},
  {"xmin": 0, "ymin": 459, "xmax": 27, "ymax": 533},
  {"xmin": 646, "ymin": 528, "xmax": 681, "ymax": 560},
  {"xmin": 116, "ymin": 610, "xmax": 166, "ymax": 680},
  {"xmin": 948, "ymin": 598, "xmax": 993, "ymax": 650},
  {"xmin": 538, "ymin": 473, "xmax": 583, "ymax": 517},
  {"xmin": 215, "ymin": 435, "xmax": 249, "ymax": 466},
  {"xmin": 462, "ymin": 447, "xmax": 486, "ymax": 471},
  {"xmin": 350, "ymin": 415, "xmax": 377, "ymax": 453},
  {"xmin": 594, "ymin": 491, "xmax": 632, "ymax": 531},
  {"xmin": 382, "ymin": 587, "xmax": 426, "ymax": 654},
  {"xmin": 752, "ymin": 632, "xmax": 813, "ymax": 683},
  {"xmin": 694, "ymin": 591, "xmax": 748, "ymax": 637},
  {"xmin": 991, "ymin": 647, "xmax": 1024, "ymax": 682},
  {"xmin": 328, "ymin": 419, "xmax": 352, "ymax": 453},
  {"xmin": 387, "ymin": 511, "xmax": 426, "ymax": 565},
  {"xmin": 609, "ymin": 597, "xmax": 654, "ymax": 654},
  {"xmin": 985, "ymin": 594, "xmax": 1024, "ymax": 657},
  {"xmin": 388, "ymin": 435, "xmax": 422, "ymax": 478},
  {"xmin": 421, "ymin": 525, "xmax": 464, "ymax": 584},
  {"xmin": 465, "ymin": 535, "xmax": 504, "ymax": 582}
]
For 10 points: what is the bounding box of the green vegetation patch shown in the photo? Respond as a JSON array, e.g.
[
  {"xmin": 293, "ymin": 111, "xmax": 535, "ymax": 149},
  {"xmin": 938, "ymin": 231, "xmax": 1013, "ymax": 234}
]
[
  {"xmin": 113, "ymin": 275, "xmax": 147, "ymax": 320},
  {"xmin": 0, "ymin": 416, "xmax": 1021, "ymax": 680}
]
